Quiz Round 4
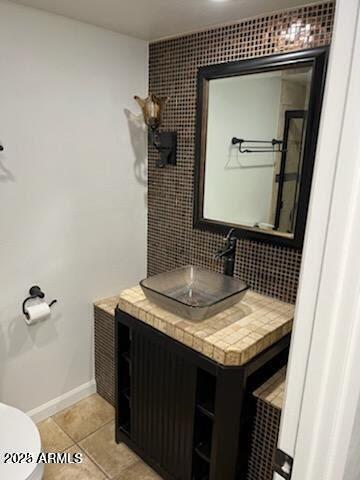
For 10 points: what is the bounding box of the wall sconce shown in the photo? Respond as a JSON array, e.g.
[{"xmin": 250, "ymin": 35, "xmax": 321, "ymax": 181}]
[{"xmin": 134, "ymin": 94, "xmax": 177, "ymax": 168}]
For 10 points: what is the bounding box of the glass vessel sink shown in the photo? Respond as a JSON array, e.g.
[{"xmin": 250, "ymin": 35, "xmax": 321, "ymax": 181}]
[{"xmin": 140, "ymin": 266, "xmax": 248, "ymax": 322}]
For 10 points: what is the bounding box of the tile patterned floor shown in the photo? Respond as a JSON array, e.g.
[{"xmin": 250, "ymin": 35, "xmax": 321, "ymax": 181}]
[{"xmin": 37, "ymin": 394, "xmax": 161, "ymax": 480}]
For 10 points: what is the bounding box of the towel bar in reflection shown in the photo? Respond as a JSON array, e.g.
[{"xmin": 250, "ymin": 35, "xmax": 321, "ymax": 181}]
[{"xmin": 231, "ymin": 137, "xmax": 286, "ymax": 154}]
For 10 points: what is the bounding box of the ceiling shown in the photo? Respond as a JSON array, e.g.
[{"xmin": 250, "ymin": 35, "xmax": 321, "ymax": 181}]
[{"xmin": 9, "ymin": 0, "xmax": 316, "ymax": 41}]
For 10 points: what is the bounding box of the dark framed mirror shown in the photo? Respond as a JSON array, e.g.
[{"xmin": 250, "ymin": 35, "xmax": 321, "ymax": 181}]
[{"xmin": 193, "ymin": 47, "xmax": 329, "ymax": 249}]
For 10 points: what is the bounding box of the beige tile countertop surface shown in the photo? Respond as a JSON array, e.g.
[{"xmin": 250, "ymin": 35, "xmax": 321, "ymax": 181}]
[
  {"xmin": 95, "ymin": 286, "xmax": 294, "ymax": 367},
  {"xmin": 253, "ymin": 366, "xmax": 287, "ymax": 410}
]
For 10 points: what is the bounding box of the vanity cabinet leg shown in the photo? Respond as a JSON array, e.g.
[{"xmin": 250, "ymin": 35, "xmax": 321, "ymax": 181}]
[{"xmin": 210, "ymin": 369, "xmax": 245, "ymax": 480}]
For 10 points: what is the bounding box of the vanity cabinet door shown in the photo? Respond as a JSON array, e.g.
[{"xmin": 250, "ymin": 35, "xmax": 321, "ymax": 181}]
[{"xmin": 131, "ymin": 327, "xmax": 197, "ymax": 480}]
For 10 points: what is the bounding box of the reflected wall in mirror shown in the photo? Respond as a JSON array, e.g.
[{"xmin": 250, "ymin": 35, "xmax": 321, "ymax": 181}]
[{"xmin": 194, "ymin": 48, "xmax": 329, "ymax": 249}]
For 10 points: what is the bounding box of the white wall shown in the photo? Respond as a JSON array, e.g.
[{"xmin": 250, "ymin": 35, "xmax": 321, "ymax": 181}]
[
  {"xmin": 345, "ymin": 391, "xmax": 360, "ymax": 479},
  {"xmin": 204, "ymin": 74, "xmax": 281, "ymax": 226},
  {"xmin": 0, "ymin": 0, "xmax": 148, "ymax": 414}
]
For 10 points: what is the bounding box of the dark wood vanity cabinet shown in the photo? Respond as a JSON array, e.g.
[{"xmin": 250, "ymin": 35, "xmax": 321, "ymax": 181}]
[{"xmin": 115, "ymin": 308, "xmax": 290, "ymax": 480}]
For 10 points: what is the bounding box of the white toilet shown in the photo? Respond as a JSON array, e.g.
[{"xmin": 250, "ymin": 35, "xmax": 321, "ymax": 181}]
[{"xmin": 0, "ymin": 403, "xmax": 44, "ymax": 480}]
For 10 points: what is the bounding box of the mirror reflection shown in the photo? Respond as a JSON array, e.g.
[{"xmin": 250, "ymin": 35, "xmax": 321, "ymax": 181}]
[{"xmin": 203, "ymin": 65, "xmax": 313, "ymax": 237}]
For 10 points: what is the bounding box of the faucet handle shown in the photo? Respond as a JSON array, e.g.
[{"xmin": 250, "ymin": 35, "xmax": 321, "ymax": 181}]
[{"xmin": 225, "ymin": 228, "xmax": 236, "ymax": 242}]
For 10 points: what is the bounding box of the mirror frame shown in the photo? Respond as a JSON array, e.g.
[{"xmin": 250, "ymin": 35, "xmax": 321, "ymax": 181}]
[{"xmin": 193, "ymin": 47, "xmax": 329, "ymax": 250}]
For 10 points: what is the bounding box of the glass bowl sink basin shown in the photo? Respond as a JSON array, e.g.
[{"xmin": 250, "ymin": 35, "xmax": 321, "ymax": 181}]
[{"xmin": 140, "ymin": 266, "xmax": 248, "ymax": 322}]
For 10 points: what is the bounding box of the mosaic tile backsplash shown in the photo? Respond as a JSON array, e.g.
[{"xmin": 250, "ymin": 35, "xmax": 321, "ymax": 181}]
[{"xmin": 147, "ymin": 2, "xmax": 334, "ymax": 304}]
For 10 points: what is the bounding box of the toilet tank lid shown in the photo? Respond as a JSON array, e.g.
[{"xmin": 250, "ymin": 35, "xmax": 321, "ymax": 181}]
[{"xmin": 0, "ymin": 403, "xmax": 42, "ymax": 480}]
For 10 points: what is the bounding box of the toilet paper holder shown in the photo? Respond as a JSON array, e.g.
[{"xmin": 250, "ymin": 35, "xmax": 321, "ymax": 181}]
[{"xmin": 22, "ymin": 285, "xmax": 57, "ymax": 319}]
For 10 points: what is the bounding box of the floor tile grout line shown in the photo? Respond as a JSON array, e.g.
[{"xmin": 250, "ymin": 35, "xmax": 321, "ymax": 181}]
[
  {"xmin": 49, "ymin": 401, "xmax": 114, "ymax": 444},
  {"xmin": 50, "ymin": 414, "xmax": 114, "ymax": 445},
  {"xmin": 76, "ymin": 417, "xmax": 115, "ymax": 444},
  {"xmin": 36, "ymin": 394, "xmax": 121, "ymax": 478},
  {"xmin": 37, "ymin": 418, "xmax": 75, "ymax": 454},
  {"xmin": 75, "ymin": 441, "xmax": 114, "ymax": 479},
  {"xmin": 76, "ymin": 419, "xmax": 135, "ymax": 480},
  {"xmin": 75, "ymin": 443, "xmax": 111, "ymax": 479},
  {"xmin": 50, "ymin": 414, "xmax": 81, "ymax": 444},
  {"xmin": 48, "ymin": 416, "xmax": 116, "ymax": 477}
]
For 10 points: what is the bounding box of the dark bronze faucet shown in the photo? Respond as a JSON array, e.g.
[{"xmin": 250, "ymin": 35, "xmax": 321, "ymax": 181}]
[{"xmin": 214, "ymin": 228, "xmax": 237, "ymax": 276}]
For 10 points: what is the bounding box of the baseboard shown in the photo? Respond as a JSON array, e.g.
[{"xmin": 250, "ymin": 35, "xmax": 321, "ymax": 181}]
[{"xmin": 27, "ymin": 380, "xmax": 97, "ymax": 423}]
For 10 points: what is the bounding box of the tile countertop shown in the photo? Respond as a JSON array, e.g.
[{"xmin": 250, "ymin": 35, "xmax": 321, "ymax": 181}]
[
  {"xmin": 94, "ymin": 286, "xmax": 294, "ymax": 367},
  {"xmin": 254, "ymin": 366, "xmax": 287, "ymax": 410}
]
